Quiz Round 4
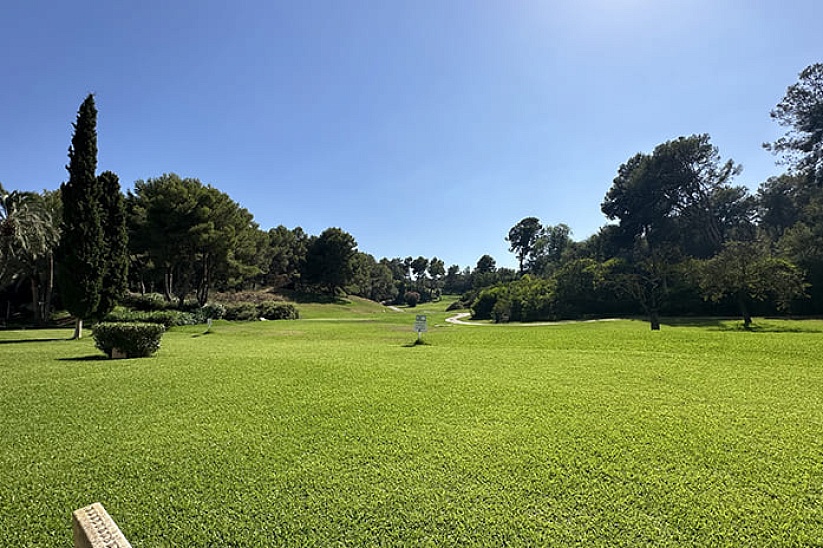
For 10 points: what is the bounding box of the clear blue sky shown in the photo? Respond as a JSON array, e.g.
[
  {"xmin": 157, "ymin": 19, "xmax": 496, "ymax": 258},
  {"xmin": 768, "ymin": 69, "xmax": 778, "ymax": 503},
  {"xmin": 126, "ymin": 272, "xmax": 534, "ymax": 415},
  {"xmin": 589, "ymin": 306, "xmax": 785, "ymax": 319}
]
[{"xmin": 2, "ymin": 0, "xmax": 820, "ymax": 269}]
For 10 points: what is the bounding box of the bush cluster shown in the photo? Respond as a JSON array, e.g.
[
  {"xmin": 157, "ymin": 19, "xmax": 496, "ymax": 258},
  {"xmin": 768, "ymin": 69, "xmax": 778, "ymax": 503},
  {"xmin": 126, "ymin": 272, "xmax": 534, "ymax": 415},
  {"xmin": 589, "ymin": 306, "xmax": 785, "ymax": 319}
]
[
  {"xmin": 212, "ymin": 290, "xmax": 285, "ymax": 304},
  {"xmin": 121, "ymin": 292, "xmax": 174, "ymax": 311},
  {"xmin": 258, "ymin": 301, "xmax": 299, "ymax": 320},
  {"xmin": 105, "ymin": 301, "xmax": 229, "ymax": 326},
  {"xmin": 93, "ymin": 322, "xmax": 165, "ymax": 358},
  {"xmin": 223, "ymin": 303, "xmax": 259, "ymax": 321},
  {"xmin": 472, "ymin": 276, "xmax": 558, "ymax": 322},
  {"xmin": 104, "ymin": 307, "xmax": 198, "ymax": 328},
  {"xmin": 223, "ymin": 302, "xmax": 299, "ymax": 321},
  {"xmin": 117, "ymin": 292, "xmax": 297, "ymax": 324},
  {"xmin": 404, "ymin": 291, "xmax": 420, "ymax": 307},
  {"xmin": 200, "ymin": 302, "xmax": 226, "ymax": 320}
]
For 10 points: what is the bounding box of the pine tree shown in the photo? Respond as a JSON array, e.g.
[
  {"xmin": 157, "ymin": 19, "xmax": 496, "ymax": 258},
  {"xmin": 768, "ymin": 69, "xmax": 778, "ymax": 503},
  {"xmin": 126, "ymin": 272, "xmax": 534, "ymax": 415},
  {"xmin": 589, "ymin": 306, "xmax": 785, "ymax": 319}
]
[
  {"xmin": 57, "ymin": 94, "xmax": 104, "ymax": 339},
  {"xmin": 97, "ymin": 170, "xmax": 129, "ymax": 317}
]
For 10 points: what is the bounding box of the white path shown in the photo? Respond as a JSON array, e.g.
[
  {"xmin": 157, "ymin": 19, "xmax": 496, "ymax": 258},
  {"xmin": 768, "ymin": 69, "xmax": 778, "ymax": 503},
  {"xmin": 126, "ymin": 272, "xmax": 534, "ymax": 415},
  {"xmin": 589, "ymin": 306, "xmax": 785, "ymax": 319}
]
[{"xmin": 445, "ymin": 312, "xmax": 620, "ymax": 327}]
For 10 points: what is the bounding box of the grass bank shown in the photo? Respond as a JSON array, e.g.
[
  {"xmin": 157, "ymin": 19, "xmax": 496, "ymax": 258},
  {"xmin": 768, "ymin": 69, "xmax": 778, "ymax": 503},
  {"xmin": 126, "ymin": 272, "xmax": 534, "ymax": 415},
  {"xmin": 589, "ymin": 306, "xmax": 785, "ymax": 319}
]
[{"xmin": 1, "ymin": 313, "xmax": 822, "ymax": 546}]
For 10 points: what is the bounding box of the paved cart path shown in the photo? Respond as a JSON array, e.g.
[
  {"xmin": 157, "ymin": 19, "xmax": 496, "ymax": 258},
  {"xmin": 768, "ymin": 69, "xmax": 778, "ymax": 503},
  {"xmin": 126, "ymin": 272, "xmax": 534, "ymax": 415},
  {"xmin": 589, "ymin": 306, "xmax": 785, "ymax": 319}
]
[{"xmin": 445, "ymin": 312, "xmax": 620, "ymax": 326}]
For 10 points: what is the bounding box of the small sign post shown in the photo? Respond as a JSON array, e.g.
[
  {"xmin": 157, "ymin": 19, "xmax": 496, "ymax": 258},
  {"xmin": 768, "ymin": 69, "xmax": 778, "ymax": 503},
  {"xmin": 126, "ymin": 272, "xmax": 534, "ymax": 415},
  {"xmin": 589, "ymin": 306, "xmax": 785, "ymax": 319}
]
[{"xmin": 414, "ymin": 314, "xmax": 427, "ymax": 342}]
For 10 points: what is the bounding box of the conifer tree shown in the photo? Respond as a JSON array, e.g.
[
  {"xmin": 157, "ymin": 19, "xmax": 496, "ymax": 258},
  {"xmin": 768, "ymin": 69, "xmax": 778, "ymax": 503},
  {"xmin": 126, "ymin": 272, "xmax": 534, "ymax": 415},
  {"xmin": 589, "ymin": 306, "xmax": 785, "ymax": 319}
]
[
  {"xmin": 97, "ymin": 170, "xmax": 129, "ymax": 317},
  {"xmin": 57, "ymin": 94, "xmax": 104, "ymax": 339}
]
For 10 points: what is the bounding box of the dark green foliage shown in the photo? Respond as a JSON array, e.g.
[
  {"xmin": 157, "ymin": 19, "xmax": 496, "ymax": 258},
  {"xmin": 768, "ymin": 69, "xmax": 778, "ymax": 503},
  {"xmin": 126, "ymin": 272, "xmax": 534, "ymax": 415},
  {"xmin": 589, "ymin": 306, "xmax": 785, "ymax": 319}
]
[
  {"xmin": 506, "ymin": 217, "xmax": 542, "ymax": 273},
  {"xmin": 696, "ymin": 241, "xmax": 808, "ymax": 328},
  {"xmin": 104, "ymin": 307, "xmax": 198, "ymax": 328},
  {"xmin": 93, "ymin": 322, "xmax": 165, "ymax": 358},
  {"xmin": 347, "ymin": 252, "xmax": 398, "ymax": 303},
  {"xmin": 0, "ymin": 187, "xmax": 60, "ymax": 323},
  {"xmin": 265, "ymin": 225, "xmax": 309, "ymax": 289},
  {"xmin": 471, "ymin": 285, "xmax": 505, "ymax": 320},
  {"xmin": 404, "ymin": 291, "xmax": 420, "ymax": 307},
  {"xmin": 97, "ymin": 171, "xmax": 129, "ymax": 317},
  {"xmin": 302, "ymin": 227, "xmax": 357, "ymax": 295},
  {"xmin": 766, "ymin": 63, "xmax": 823, "ymax": 186},
  {"xmin": 57, "ymin": 94, "xmax": 104, "ymax": 324},
  {"xmin": 257, "ymin": 301, "xmax": 299, "ymax": 320},
  {"xmin": 200, "ymin": 302, "xmax": 226, "ymax": 320},
  {"xmin": 443, "ymin": 264, "xmax": 471, "ymax": 294},
  {"xmin": 552, "ymin": 258, "xmax": 613, "ymax": 317},
  {"xmin": 121, "ymin": 292, "xmax": 174, "ymax": 311},
  {"xmin": 475, "ymin": 254, "xmax": 496, "ymax": 274},
  {"xmin": 602, "ymin": 134, "xmax": 743, "ymax": 257},
  {"xmin": 528, "ymin": 223, "xmax": 573, "ymax": 276},
  {"xmin": 492, "ymin": 276, "xmax": 557, "ymax": 322},
  {"xmin": 600, "ymin": 134, "xmax": 747, "ymax": 329},
  {"xmin": 127, "ymin": 174, "xmax": 262, "ymax": 306},
  {"xmin": 445, "ymin": 300, "xmax": 465, "ymax": 311},
  {"xmin": 223, "ymin": 303, "xmax": 260, "ymax": 321}
]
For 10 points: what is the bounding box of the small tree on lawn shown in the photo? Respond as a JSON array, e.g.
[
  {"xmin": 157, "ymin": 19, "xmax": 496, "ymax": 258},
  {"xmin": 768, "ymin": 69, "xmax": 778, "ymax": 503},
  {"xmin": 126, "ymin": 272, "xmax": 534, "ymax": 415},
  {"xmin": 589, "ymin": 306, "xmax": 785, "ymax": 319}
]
[{"xmin": 696, "ymin": 241, "xmax": 808, "ymax": 328}]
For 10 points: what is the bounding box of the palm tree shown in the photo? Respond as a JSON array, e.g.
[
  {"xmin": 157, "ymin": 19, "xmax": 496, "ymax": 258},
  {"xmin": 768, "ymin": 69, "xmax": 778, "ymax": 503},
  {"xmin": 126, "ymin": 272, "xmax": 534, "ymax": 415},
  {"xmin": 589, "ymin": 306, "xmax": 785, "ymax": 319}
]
[{"xmin": 0, "ymin": 184, "xmax": 60, "ymax": 323}]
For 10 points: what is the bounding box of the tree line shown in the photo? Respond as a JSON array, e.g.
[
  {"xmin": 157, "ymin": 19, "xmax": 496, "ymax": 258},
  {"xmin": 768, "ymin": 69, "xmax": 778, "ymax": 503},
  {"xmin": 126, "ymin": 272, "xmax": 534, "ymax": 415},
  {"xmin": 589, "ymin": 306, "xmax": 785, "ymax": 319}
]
[
  {"xmin": 480, "ymin": 64, "xmax": 823, "ymax": 329},
  {"xmin": 1, "ymin": 64, "xmax": 822, "ymax": 330}
]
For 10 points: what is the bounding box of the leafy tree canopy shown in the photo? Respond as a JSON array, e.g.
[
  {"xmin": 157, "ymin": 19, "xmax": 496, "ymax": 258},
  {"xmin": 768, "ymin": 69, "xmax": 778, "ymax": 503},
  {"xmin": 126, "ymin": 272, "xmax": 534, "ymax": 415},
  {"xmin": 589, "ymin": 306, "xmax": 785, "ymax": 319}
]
[{"xmin": 766, "ymin": 63, "xmax": 823, "ymax": 186}]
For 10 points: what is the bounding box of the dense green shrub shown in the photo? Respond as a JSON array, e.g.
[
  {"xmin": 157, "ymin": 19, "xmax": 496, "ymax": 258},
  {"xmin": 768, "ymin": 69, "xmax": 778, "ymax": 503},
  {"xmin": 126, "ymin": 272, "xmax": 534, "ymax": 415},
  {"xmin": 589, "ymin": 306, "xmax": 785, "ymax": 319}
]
[
  {"xmin": 404, "ymin": 291, "xmax": 420, "ymax": 307},
  {"xmin": 257, "ymin": 302, "xmax": 299, "ymax": 320},
  {"xmin": 471, "ymin": 286, "xmax": 506, "ymax": 320},
  {"xmin": 223, "ymin": 303, "xmax": 259, "ymax": 321},
  {"xmin": 212, "ymin": 290, "xmax": 285, "ymax": 304},
  {"xmin": 446, "ymin": 300, "xmax": 465, "ymax": 311},
  {"xmin": 121, "ymin": 292, "xmax": 173, "ymax": 311},
  {"xmin": 93, "ymin": 322, "xmax": 165, "ymax": 358},
  {"xmin": 472, "ymin": 277, "xmax": 558, "ymax": 322},
  {"xmin": 200, "ymin": 302, "xmax": 226, "ymax": 320},
  {"xmin": 178, "ymin": 298, "xmax": 210, "ymax": 313},
  {"xmin": 104, "ymin": 307, "xmax": 197, "ymax": 327}
]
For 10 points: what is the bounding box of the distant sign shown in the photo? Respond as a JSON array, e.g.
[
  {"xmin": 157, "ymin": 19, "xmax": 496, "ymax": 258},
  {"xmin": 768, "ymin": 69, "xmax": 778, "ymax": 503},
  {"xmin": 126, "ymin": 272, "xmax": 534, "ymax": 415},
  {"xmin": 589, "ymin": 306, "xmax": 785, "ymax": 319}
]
[{"xmin": 414, "ymin": 314, "xmax": 427, "ymax": 333}]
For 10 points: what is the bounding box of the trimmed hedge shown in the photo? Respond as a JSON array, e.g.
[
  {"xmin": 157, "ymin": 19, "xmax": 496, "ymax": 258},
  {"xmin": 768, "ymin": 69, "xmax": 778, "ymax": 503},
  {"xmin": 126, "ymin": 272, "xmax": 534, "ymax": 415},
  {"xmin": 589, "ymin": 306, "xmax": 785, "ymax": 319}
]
[
  {"xmin": 104, "ymin": 307, "xmax": 198, "ymax": 328},
  {"xmin": 93, "ymin": 322, "xmax": 165, "ymax": 358},
  {"xmin": 258, "ymin": 302, "xmax": 299, "ymax": 320},
  {"xmin": 201, "ymin": 302, "xmax": 226, "ymax": 320},
  {"xmin": 121, "ymin": 292, "xmax": 173, "ymax": 311},
  {"xmin": 223, "ymin": 302, "xmax": 299, "ymax": 321},
  {"xmin": 223, "ymin": 303, "xmax": 259, "ymax": 321}
]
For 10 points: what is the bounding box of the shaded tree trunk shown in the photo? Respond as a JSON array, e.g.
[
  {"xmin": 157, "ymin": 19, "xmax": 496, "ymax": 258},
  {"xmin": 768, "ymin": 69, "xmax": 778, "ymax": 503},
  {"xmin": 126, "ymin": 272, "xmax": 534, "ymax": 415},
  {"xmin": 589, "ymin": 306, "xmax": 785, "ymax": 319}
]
[
  {"xmin": 43, "ymin": 254, "xmax": 54, "ymax": 322},
  {"xmin": 73, "ymin": 318, "xmax": 84, "ymax": 339},
  {"xmin": 30, "ymin": 278, "xmax": 41, "ymax": 325},
  {"xmin": 649, "ymin": 310, "xmax": 661, "ymax": 331},
  {"xmin": 163, "ymin": 268, "xmax": 173, "ymax": 302},
  {"xmin": 196, "ymin": 253, "xmax": 211, "ymax": 306},
  {"xmin": 738, "ymin": 292, "xmax": 752, "ymax": 329}
]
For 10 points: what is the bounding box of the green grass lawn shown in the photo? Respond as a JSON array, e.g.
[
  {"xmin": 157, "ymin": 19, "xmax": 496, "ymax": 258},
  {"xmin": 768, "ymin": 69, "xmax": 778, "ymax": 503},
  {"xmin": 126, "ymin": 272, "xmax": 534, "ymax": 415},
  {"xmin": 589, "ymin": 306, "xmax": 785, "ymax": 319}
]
[{"xmin": 2, "ymin": 308, "xmax": 823, "ymax": 546}]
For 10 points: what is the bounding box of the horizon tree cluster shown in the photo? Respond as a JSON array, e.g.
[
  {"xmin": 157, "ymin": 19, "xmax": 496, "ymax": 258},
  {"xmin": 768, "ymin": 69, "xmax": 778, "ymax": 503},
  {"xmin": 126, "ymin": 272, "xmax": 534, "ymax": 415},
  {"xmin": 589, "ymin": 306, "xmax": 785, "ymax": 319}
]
[{"xmin": 1, "ymin": 64, "xmax": 822, "ymax": 328}]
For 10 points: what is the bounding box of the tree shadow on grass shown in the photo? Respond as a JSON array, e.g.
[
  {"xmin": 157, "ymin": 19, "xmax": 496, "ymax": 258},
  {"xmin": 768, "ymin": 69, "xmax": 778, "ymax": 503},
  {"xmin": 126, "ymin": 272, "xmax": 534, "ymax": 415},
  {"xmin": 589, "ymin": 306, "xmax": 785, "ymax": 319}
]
[
  {"xmin": 660, "ymin": 317, "xmax": 734, "ymax": 329},
  {"xmin": 0, "ymin": 338, "xmax": 71, "ymax": 345},
  {"xmin": 402, "ymin": 339, "xmax": 431, "ymax": 348},
  {"xmin": 281, "ymin": 290, "xmax": 351, "ymax": 305},
  {"xmin": 661, "ymin": 316, "xmax": 823, "ymax": 333},
  {"xmin": 57, "ymin": 355, "xmax": 109, "ymax": 362}
]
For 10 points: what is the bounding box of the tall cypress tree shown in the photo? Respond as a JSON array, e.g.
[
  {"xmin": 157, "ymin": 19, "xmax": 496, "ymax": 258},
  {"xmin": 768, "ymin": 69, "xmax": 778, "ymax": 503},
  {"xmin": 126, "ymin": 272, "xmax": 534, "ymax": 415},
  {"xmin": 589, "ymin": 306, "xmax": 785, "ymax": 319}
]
[
  {"xmin": 97, "ymin": 170, "xmax": 129, "ymax": 318},
  {"xmin": 57, "ymin": 94, "xmax": 104, "ymax": 339}
]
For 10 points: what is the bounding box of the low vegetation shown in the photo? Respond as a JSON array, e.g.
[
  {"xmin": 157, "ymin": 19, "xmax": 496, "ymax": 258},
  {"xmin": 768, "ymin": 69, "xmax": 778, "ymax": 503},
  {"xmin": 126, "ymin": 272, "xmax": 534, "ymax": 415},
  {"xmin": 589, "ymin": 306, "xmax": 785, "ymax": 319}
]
[
  {"xmin": 2, "ymin": 305, "xmax": 822, "ymax": 545},
  {"xmin": 92, "ymin": 322, "xmax": 165, "ymax": 358}
]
